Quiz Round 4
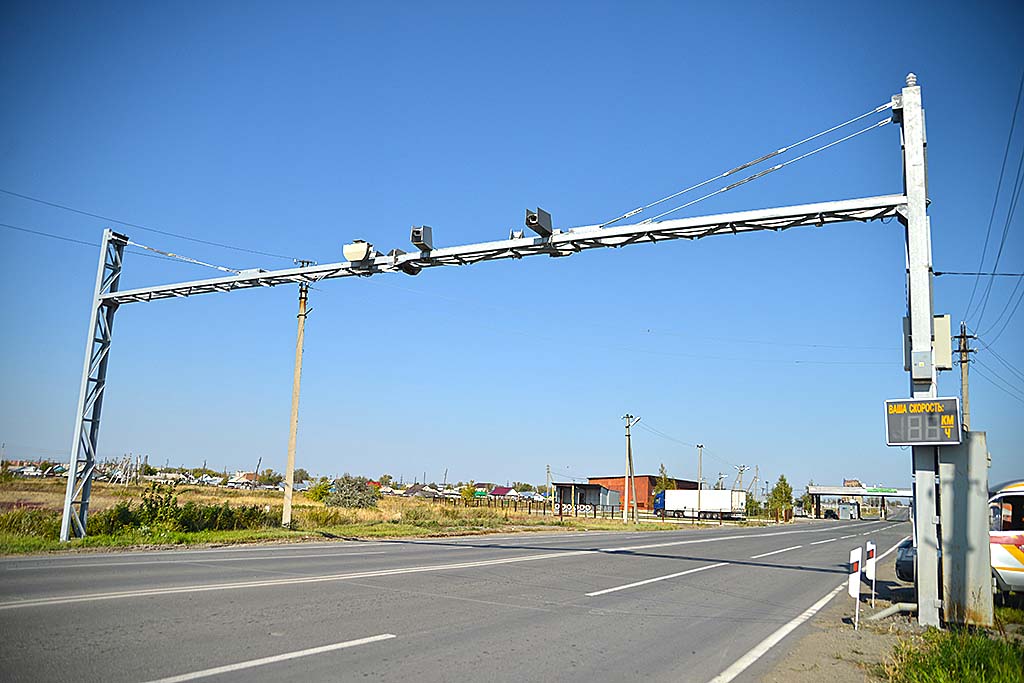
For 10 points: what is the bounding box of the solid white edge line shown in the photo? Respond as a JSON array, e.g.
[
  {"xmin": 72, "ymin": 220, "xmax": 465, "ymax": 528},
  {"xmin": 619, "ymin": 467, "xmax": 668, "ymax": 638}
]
[
  {"xmin": 750, "ymin": 545, "xmax": 802, "ymax": 559},
  {"xmin": 706, "ymin": 535, "xmax": 910, "ymax": 683},
  {"xmin": 142, "ymin": 633, "xmax": 396, "ymax": 683},
  {"xmin": 586, "ymin": 562, "xmax": 728, "ymax": 597}
]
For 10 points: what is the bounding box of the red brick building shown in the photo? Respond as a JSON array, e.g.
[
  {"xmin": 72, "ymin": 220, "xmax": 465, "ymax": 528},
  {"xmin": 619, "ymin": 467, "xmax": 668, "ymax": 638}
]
[{"xmin": 588, "ymin": 475, "xmax": 698, "ymax": 510}]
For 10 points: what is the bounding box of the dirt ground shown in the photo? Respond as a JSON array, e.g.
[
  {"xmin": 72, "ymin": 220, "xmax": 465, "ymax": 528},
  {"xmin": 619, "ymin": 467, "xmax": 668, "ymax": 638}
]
[{"xmin": 762, "ymin": 544, "xmax": 922, "ymax": 683}]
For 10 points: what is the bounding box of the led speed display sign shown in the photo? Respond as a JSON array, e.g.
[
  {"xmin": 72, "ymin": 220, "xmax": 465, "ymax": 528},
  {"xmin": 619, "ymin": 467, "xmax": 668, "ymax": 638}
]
[{"xmin": 884, "ymin": 397, "xmax": 961, "ymax": 447}]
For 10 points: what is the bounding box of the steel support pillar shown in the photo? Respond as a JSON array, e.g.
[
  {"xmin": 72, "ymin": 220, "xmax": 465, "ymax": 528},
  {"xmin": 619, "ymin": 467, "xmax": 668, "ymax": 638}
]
[
  {"xmin": 60, "ymin": 228, "xmax": 128, "ymax": 541},
  {"xmin": 895, "ymin": 74, "xmax": 941, "ymax": 627},
  {"xmin": 939, "ymin": 431, "xmax": 994, "ymax": 626}
]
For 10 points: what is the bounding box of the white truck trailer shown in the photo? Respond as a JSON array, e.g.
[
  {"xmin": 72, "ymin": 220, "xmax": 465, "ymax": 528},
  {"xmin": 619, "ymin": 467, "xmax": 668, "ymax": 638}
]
[{"xmin": 653, "ymin": 489, "xmax": 747, "ymax": 520}]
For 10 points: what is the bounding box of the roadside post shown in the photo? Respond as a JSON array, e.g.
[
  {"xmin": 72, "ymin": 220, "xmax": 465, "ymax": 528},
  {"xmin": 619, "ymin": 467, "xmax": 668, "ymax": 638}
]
[
  {"xmin": 849, "ymin": 547, "xmax": 862, "ymax": 630},
  {"xmin": 865, "ymin": 541, "xmax": 877, "ymax": 608}
]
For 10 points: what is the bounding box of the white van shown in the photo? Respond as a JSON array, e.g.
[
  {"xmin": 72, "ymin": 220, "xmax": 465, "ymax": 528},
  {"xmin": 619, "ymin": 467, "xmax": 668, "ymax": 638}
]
[{"xmin": 989, "ymin": 479, "xmax": 1024, "ymax": 596}]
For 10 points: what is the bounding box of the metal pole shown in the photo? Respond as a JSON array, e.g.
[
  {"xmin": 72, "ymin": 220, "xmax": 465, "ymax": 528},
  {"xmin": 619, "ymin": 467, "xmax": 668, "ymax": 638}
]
[
  {"xmin": 897, "ymin": 73, "xmax": 941, "ymax": 628},
  {"xmin": 628, "ymin": 438, "xmax": 639, "ymax": 523},
  {"xmin": 281, "ymin": 275, "xmax": 310, "ymax": 528},
  {"xmin": 696, "ymin": 444, "xmax": 704, "ymax": 523},
  {"xmin": 60, "ymin": 228, "xmax": 128, "ymax": 541}
]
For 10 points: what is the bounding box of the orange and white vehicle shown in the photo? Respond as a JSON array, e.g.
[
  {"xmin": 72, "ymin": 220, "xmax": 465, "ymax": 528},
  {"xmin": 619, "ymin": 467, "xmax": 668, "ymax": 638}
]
[{"xmin": 989, "ymin": 479, "xmax": 1024, "ymax": 595}]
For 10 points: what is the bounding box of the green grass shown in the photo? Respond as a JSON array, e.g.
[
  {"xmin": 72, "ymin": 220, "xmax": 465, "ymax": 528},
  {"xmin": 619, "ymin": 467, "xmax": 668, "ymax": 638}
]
[
  {"xmin": 885, "ymin": 628, "xmax": 1024, "ymax": 683},
  {"xmin": 996, "ymin": 605, "xmax": 1024, "ymax": 626}
]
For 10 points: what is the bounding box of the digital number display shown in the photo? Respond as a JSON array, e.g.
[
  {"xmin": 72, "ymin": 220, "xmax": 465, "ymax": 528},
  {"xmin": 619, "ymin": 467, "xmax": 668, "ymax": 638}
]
[{"xmin": 884, "ymin": 398, "xmax": 961, "ymax": 446}]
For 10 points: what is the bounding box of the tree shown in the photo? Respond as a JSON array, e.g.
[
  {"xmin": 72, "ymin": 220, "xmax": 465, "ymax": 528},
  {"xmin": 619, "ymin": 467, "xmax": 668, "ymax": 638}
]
[
  {"xmin": 767, "ymin": 475, "xmax": 793, "ymax": 516},
  {"xmin": 293, "ymin": 468, "xmax": 311, "ymax": 483},
  {"xmin": 257, "ymin": 468, "xmax": 283, "ymax": 486},
  {"xmin": 745, "ymin": 495, "xmax": 763, "ymax": 518},
  {"xmin": 653, "ymin": 464, "xmax": 673, "ymax": 494},
  {"xmin": 460, "ymin": 482, "xmax": 476, "ymax": 504},
  {"xmin": 323, "ymin": 475, "xmax": 381, "ymax": 509},
  {"xmin": 379, "ymin": 473, "xmax": 394, "ymax": 487},
  {"xmin": 511, "ymin": 481, "xmax": 535, "ymax": 492},
  {"xmin": 796, "ymin": 480, "xmax": 815, "ymax": 511}
]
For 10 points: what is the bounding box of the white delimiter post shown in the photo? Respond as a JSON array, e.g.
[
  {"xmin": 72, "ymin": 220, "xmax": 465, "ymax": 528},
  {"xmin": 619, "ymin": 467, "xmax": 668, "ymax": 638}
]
[{"xmin": 899, "ymin": 73, "xmax": 941, "ymax": 628}]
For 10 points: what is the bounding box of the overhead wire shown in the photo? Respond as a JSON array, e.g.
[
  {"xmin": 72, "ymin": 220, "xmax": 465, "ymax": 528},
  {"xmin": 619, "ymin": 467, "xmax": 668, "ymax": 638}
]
[
  {"xmin": 964, "ymin": 70, "xmax": 1024, "ymax": 321},
  {"xmin": 598, "ymin": 101, "xmax": 894, "ymax": 228},
  {"xmin": 2, "ymin": 221, "xmax": 176, "ymax": 263},
  {"xmin": 971, "ymin": 361, "xmax": 1024, "ymax": 406},
  {"xmin": 0, "ymin": 187, "xmax": 300, "ymax": 261},
  {"xmin": 973, "ymin": 151, "xmax": 1024, "ymax": 327},
  {"xmin": 973, "ymin": 331, "xmax": 1024, "ymax": 384},
  {"xmin": 639, "ymin": 118, "xmax": 892, "ymax": 224},
  {"xmin": 635, "ymin": 421, "xmax": 738, "ymax": 470}
]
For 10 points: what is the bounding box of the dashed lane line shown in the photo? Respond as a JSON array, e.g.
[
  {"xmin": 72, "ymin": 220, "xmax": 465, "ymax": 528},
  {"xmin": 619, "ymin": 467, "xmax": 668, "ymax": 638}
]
[
  {"xmin": 585, "ymin": 562, "xmax": 729, "ymax": 597},
  {"xmin": 750, "ymin": 545, "xmax": 802, "ymax": 559}
]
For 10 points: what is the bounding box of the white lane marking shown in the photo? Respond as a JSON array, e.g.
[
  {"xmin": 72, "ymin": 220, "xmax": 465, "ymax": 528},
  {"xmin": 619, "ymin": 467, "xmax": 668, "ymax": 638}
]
[
  {"xmin": 750, "ymin": 545, "xmax": 802, "ymax": 559},
  {"xmin": 810, "ymin": 538, "xmax": 837, "ymax": 545},
  {"xmin": 142, "ymin": 633, "xmax": 395, "ymax": 683},
  {"xmin": 839, "ymin": 534, "xmax": 856, "ymax": 539},
  {"xmin": 0, "ymin": 542, "xmax": 392, "ymax": 565},
  {"xmin": 707, "ymin": 535, "xmax": 910, "ymax": 683},
  {"xmin": 586, "ymin": 562, "xmax": 729, "ymax": 597},
  {"xmin": 0, "ymin": 523, "xmax": 909, "ymax": 610},
  {"xmin": 4, "ymin": 551, "xmax": 387, "ymax": 570},
  {"xmin": 708, "ymin": 583, "xmax": 845, "ymax": 683},
  {"xmin": 0, "ymin": 549, "xmax": 597, "ymax": 611}
]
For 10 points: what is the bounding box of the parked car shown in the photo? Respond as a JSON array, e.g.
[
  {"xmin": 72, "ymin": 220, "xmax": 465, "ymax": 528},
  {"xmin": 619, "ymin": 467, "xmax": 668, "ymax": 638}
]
[{"xmin": 823, "ymin": 509, "xmax": 838, "ymax": 520}]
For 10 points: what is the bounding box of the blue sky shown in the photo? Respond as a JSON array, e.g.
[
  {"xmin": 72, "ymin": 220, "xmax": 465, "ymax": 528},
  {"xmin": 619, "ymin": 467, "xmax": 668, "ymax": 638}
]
[{"xmin": 1, "ymin": 1, "xmax": 1021, "ymax": 491}]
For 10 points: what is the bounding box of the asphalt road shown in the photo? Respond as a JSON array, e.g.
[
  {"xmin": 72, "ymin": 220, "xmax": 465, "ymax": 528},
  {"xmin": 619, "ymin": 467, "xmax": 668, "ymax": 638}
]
[{"xmin": 0, "ymin": 519, "xmax": 910, "ymax": 683}]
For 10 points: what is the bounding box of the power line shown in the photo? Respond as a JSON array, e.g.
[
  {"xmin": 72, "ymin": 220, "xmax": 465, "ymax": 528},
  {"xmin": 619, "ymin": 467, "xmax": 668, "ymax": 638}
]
[
  {"xmin": 971, "ymin": 362, "xmax": 1024, "ymax": 406},
  {"xmin": 0, "ymin": 187, "xmax": 299, "ymax": 261},
  {"xmin": 599, "ymin": 102, "xmax": 893, "ymax": 228},
  {"xmin": 982, "ymin": 277, "xmax": 1024, "ymax": 345},
  {"xmin": 964, "ymin": 70, "xmax": 1024, "ymax": 321},
  {"xmin": 2, "ymin": 221, "xmax": 173, "ymax": 263},
  {"xmin": 936, "ymin": 270, "xmax": 1024, "ymax": 276},
  {"xmin": 636, "ymin": 422, "xmax": 738, "ymax": 470},
  {"xmin": 973, "ymin": 332, "xmax": 1024, "ymax": 384}
]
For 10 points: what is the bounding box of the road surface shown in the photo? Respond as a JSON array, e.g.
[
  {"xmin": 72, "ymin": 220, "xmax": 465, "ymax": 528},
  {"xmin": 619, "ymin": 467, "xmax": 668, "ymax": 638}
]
[{"xmin": 0, "ymin": 519, "xmax": 909, "ymax": 682}]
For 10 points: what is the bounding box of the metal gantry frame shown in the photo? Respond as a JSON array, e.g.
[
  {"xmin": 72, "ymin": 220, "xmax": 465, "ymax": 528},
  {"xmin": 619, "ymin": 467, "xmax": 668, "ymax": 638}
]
[
  {"xmin": 60, "ymin": 75, "xmax": 984, "ymax": 628},
  {"xmin": 60, "ymin": 228, "xmax": 128, "ymax": 541}
]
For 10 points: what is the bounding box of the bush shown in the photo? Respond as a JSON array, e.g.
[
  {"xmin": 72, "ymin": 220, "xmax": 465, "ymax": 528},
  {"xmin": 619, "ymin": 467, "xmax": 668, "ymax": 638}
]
[
  {"xmin": 323, "ymin": 475, "xmax": 380, "ymax": 509},
  {"xmin": 305, "ymin": 478, "xmax": 333, "ymax": 503}
]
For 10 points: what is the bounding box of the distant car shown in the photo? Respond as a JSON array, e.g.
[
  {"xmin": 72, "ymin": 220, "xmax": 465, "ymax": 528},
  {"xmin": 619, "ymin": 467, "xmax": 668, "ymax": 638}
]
[
  {"xmin": 894, "ymin": 539, "xmax": 941, "ymax": 584},
  {"xmin": 824, "ymin": 509, "xmax": 839, "ymax": 520},
  {"xmin": 895, "ymin": 538, "xmax": 915, "ymax": 582}
]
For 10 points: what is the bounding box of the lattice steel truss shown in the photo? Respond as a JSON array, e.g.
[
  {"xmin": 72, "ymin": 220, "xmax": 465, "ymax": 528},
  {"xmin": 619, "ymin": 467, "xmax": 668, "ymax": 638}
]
[
  {"xmin": 101, "ymin": 194, "xmax": 906, "ymax": 305},
  {"xmin": 60, "ymin": 229, "xmax": 128, "ymax": 540}
]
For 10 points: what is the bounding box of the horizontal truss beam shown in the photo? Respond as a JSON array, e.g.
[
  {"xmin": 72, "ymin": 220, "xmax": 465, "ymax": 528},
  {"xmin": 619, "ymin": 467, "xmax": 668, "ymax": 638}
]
[{"xmin": 102, "ymin": 194, "xmax": 906, "ymax": 305}]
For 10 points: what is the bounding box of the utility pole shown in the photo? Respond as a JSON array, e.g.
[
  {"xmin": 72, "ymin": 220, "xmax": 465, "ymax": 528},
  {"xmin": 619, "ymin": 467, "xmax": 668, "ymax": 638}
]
[
  {"xmin": 696, "ymin": 444, "xmax": 704, "ymax": 522},
  {"xmin": 282, "ymin": 262, "xmax": 313, "ymax": 528},
  {"xmin": 733, "ymin": 464, "xmax": 750, "ymax": 491},
  {"xmin": 546, "ymin": 464, "xmax": 552, "ymax": 515},
  {"xmin": 955, "ymin": 321, "xmax": 976, "ymax": 431},
  {"xmin": 623, "ymin": 414, "xmax": 640, "ymax": 523}
]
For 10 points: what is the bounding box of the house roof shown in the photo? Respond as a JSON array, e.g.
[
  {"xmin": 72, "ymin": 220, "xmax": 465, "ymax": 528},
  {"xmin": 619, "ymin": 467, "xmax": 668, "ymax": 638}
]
[{"xmin": 490, "ymin": 486, "xmax": 517, "ymax": 496}]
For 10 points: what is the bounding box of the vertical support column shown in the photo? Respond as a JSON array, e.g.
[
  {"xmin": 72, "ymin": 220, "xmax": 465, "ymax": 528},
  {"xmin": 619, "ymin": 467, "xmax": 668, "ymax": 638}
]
[
  {"xmin": 281, "ymin": 276, "xmax": 310, "ymax": 529},
  {"xmin": 896, "ymin": 73, "xmax": 941, "ymax": 627},
  {"xmin": 60, "ymin": 229, "xmax": 128, "ymax": 541},
  {"xmin": 939, "ymin": 431, "xmax": 993, "ymax": 626}
]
